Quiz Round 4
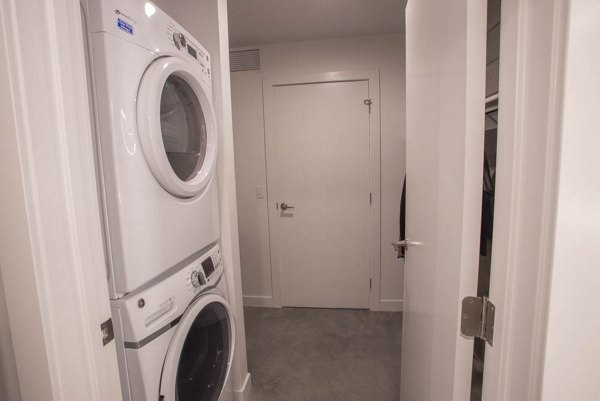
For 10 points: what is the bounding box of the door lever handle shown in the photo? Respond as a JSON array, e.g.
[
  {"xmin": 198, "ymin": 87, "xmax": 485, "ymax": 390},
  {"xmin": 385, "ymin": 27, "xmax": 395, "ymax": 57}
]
[
  {"xmin": 391, "ymin": 239, "xmax": 423, "ymax": 252},
  {"xmin": 280, "ymin": 202, "xmax": 294, "ymax": 211}
]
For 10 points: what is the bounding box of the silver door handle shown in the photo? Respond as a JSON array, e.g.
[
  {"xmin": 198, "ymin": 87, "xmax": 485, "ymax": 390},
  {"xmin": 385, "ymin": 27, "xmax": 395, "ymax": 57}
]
[
  {"xmin": 280, "ymin": 202, "xmax": 294, "ymax": 211},
  {"xmin": 391, "ymin": 239, "xmax": 423, "ymax": 252}
]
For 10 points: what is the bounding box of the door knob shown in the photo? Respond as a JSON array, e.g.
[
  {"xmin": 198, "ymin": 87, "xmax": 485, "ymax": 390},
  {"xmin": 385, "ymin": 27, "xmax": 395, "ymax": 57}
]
[{"xmin": 280, "ymin": 202, "xmax": 294, "ymax": 211}]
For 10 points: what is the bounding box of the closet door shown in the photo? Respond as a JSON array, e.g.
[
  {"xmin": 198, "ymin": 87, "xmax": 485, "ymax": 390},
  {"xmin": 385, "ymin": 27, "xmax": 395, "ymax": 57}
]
[{"xmin": 400, "ymin": 0, "xmax": 488, "ymax": 400}]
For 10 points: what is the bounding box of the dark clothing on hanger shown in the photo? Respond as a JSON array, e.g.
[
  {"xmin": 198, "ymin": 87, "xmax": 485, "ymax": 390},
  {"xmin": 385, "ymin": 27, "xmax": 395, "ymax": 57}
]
[
  {"xmin": 480, "ymin": 153, "xmax": 495, "ymax": 256},
  {"xmin": 398, "ymin": 175, "xmax": 406, "ymax": 258}
]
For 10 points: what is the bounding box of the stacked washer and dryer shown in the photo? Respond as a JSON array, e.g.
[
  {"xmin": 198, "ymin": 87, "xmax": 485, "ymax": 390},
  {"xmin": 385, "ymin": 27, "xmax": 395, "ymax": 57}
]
[{"xmin": 81, "ymin": 1, "xmax": 234, "ymax": 400}]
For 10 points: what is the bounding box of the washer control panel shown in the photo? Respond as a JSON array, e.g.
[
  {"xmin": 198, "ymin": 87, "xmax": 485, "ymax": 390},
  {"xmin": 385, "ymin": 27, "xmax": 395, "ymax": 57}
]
[
  {"xmin": 112, "ymin": 243, "xmax": 224, "ymax": 342},
  {"xmin": 186, "ymin": 245, "xmax": 222, "ymax": 293}
]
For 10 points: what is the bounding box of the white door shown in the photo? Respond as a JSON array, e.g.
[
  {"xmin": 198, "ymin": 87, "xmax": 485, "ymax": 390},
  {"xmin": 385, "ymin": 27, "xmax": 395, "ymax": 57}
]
[
  {"xmin": 264, "ymin": 76, "xmax": 374, "ymax": 309},
  {"xmin": 400, "ymin": 0, "xmax": 487, "ymax": 400}
]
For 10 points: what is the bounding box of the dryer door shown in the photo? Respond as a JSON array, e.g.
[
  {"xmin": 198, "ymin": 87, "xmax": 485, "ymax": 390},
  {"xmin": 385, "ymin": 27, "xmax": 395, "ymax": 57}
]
[
  {"xmin": 138, "ymin": 56, "xmax": 218, "ymax": 198},
  {"xmin": 160, "ymin": 294, "xmax": 235, "ymax": 401}
]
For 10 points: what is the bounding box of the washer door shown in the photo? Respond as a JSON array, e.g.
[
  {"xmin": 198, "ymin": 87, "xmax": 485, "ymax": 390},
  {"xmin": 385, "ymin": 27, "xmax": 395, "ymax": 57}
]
[
  {"xmin": 160, "ymin": 294, "xmax": 235, "ymax": 401},
  {"xmin": 138, "ymin": 56, "xmax": 217, "ymax": 198}
]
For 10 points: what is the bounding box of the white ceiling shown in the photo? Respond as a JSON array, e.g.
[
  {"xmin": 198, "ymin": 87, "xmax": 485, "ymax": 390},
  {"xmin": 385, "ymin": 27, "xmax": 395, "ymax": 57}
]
[{"xmin": 227, "ymin": 0, "xmax": 407, "ymax": 48}]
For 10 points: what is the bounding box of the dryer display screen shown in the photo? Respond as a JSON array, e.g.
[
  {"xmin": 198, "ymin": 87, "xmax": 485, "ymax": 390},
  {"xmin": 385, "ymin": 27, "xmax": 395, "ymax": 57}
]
[
  {"xmin": 201, "ymin": 257, "xmax": 215, "ymax": 278},
  {"xmin": 187, "ymin": 45, "xmax": 197, "ymax": 59}
]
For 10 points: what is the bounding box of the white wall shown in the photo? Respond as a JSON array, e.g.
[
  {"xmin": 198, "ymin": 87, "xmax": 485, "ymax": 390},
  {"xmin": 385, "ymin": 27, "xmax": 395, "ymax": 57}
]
[
  {"xmin": 231, "ymin": 72, "xmax": 273, "ymax": 303},
  {"xmin": 231, "ymin": 34, "xmax": 406, "ymax": 310},
  {"xmin": 151, "ymin": 0, "xmax": 251, "ymax": 398},
  {"xmin": 541, "ymin": 0, "xmax": 600, "ymax": 399}
]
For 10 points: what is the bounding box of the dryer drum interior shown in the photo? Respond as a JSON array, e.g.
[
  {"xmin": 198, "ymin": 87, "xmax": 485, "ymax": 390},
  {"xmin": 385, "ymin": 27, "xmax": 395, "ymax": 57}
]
[{"xmin": 160, "ymin": 74, "xmax": 208, "ymax": 183}]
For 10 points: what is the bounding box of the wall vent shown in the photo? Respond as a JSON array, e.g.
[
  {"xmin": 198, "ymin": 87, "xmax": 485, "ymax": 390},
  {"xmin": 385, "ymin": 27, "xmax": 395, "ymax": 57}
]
[{"xmin": 230, "ymin": 49, "xmax": 260, "ymax": 72}]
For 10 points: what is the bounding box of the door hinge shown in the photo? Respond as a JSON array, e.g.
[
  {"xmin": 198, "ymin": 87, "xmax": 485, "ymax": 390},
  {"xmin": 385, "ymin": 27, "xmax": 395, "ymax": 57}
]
[
  {"xmin": 461, "ymin": 296, "xmax": 495, "ymax": 346},
  {"xmin": 364, "ymin": 98, "xmax": 373, "ymax": 113},
  {"xmin": 369, "ymin": 192, "xmax": 372, "ymax": 204},
  {"xmin": 370, "ymin": 278, "xmax": 372, "ymax": 289},
  {"xmin": 100, "ymin": 318, "xmax": 114, "ymax": 346}
]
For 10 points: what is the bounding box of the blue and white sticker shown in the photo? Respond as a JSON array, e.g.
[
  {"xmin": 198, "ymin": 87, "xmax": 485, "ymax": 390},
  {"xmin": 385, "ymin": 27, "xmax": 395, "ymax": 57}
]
[{"xmin": 117, "ymin": 18, "xmax": 133, "ymax": 35}]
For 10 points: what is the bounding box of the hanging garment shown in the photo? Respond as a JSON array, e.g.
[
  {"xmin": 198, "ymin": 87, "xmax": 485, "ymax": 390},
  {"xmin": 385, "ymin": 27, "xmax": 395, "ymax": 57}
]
[
  {"xmin": 398, "ymin": 175, "xmax": 406, "ymax": 258},
  {"xmin": 480, "ymin": 152, "xmax": 495, "ymax": 256}
]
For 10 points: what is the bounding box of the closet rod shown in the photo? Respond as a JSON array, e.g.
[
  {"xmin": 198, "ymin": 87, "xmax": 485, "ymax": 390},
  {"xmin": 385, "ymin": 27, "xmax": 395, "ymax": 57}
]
[
  {"xmin": 486, "ymin": 105, "xmax": 498, "ymax": 114},
  {"xmin": 485, "ymin": 92, "xmax": 499, "ymax": 104}
]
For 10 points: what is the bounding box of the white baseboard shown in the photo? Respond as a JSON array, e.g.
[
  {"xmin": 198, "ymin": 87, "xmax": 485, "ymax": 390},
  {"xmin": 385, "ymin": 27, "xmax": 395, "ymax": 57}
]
[
  {"xmin": 379, "ymin": 299, "xmax": 404, "ymax": 312},
  {"xmin": 243, "ymin": 295, "xmax": 274, "ymax": 307},
  {"xmin": 234, "ymin": 372, "xmax": 252, "ymax": 401}
]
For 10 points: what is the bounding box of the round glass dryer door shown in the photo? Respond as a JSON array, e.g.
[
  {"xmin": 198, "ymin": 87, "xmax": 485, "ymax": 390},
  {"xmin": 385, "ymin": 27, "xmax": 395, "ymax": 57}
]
[
  {"xmin": 138, "ymin": 57, "xmax": 217, "ymax": 198},
  {"xmin": 161, "ymin": 75, "xmax": 207, "ymax": 182},
  {"xmin": 160, "ymin": 295, "xmax": 235, "ymax": 401}
]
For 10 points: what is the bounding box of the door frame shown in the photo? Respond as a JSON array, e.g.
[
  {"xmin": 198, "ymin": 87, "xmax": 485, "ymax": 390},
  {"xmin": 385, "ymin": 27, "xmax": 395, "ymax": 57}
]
[
  {"xmin": 262, "ymin": 70, "xmax": 382, "ymax": 309},
  {"xmin": 0, "ymin": 0, "xmax": 123, "ymax": 399}
]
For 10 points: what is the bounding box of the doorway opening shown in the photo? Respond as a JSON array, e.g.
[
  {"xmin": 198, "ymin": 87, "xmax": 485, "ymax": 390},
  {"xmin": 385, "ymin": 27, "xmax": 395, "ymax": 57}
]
[
  {"xmin": 228, "ymin": 1, "xmax": 406, "ymax": 400},
  {"xmin": 228, "ymin": 0, "xmax": 500, "ymax": 400}
]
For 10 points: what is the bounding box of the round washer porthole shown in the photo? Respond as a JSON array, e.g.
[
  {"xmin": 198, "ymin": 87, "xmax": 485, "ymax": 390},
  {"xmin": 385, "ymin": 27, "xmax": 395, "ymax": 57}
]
[
  {"xmin": 159, "ymin": 295, "xmax": 235, "ymax": 401},
  {"xmin": 138, "ymin": 57, "xmax": 218, "ymax": 198}
]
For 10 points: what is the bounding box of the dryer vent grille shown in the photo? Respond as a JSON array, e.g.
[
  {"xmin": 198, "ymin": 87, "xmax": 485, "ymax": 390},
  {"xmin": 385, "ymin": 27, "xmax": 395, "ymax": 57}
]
[{"xmin": 230, "ymin": 49, "xmax": 260, "ymax": 72}]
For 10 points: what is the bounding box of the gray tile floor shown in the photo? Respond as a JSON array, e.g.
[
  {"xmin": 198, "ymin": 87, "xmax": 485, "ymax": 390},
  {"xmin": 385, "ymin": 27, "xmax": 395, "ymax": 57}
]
[{"xmin": 244, "ymin": 307, "xmax": 403, "ymax": 401}]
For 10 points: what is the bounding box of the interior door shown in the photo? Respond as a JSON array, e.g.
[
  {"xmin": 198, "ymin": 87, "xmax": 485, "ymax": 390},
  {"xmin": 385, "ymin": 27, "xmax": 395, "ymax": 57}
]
[
  {"xmin": 267, "ymin": 79, "xmax": 372, "ymax": 309},
  {"xmin": 400, "ymin": 0, "xmax": 488, "ymax": 400}
]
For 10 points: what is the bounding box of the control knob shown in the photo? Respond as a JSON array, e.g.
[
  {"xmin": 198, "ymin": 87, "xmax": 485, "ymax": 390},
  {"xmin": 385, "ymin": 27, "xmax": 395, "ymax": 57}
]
[
  {"xmin": 190, "ymin": 270, "xmax": 203, "ymax": 288},
  {"xmin": 173, "ymin": 31, "xmax": 186, "ymax": 50}
]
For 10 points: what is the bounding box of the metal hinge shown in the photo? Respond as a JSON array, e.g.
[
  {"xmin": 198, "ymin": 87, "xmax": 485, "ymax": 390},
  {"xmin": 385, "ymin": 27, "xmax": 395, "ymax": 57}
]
[
  {"xmin": 370, "ymin": 192, "xmax": 372, "ymax": 204},
  {"xmin": 370, "ymin": 278, "xmax": 372, "ymax": 289},
  {"xmin": 101, "ymin": 318, "xmax": 114, "ymax": 346},
  {"xmin": 461, "ymin": 296, "xmax": 496, "ymax": 346},
  {"xmin": 364, "ymin": 98, "xmax": 373, "ymax": 113}
]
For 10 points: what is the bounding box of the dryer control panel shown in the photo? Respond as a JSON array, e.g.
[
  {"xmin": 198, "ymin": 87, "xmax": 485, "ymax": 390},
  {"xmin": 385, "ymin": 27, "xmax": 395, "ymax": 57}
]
[
  {"xmin": 87, "ymin": 0, "xmax": 212, "ymax": 82},
  {"xmin": 166, "ymin": 25, "xmax": 211, "ymax": 80}
]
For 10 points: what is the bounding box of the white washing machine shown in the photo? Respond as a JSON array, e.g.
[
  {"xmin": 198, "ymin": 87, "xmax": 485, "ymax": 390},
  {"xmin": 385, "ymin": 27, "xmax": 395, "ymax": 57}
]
[
  {"xmin": 111, "ymin": 243, "xmax": 235, "ymax": 401},
  {"xmin": 83, "ymin": 0, "xmax": 220, "ymax": 297}
]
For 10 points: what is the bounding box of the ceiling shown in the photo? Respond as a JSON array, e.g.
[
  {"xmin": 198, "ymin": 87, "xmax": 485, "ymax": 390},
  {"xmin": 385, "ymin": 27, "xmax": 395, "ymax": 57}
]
[{"xmin": 227, "ymin": 0, "xmax": 407, "ymax": 48}]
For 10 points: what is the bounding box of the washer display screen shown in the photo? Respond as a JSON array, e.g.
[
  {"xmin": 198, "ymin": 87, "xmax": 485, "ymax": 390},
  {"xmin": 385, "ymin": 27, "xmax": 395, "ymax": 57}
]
[
  {"xmin": 201, "ymin": 258, "xmax": 215, "ymax": 278},
  {"xmin": 187, "ymin": 45, "xmax": 197, "ymax": 59}
]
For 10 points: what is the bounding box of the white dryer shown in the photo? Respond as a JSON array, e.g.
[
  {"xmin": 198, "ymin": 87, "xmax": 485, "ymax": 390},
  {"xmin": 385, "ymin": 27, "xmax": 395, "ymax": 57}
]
[
  {"xmin": 84, "ymin": 0, "xmax": 220, "ymax": 297},
  {"xmin": 111, "ymin": 244, "xmax": 235, "ymax": 401}
]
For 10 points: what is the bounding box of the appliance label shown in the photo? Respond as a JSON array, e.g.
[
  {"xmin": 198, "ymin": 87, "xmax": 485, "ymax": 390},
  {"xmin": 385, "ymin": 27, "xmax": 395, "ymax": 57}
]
[{"xmin": 117, "ymin": 18, "xmax": 133, "ymax": 35}]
